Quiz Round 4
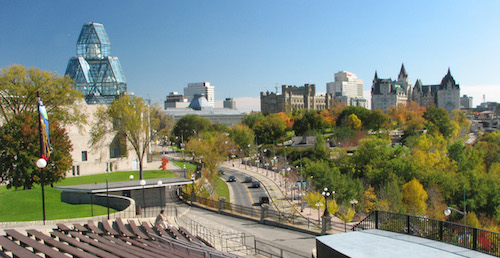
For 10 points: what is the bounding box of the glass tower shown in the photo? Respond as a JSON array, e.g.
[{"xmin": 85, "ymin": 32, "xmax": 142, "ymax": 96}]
[{"xmin": 65, "ymin": 22, "xmax": 127, "ymax": 104}]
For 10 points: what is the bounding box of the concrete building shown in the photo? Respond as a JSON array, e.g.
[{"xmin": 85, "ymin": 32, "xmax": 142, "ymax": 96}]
[
  {"xmin": 326, "ymin": 71, "xmax": 368, "ymax": 108},
  {"xmin": 163, "ymin": 95, "xmax": 245, "ymax": 126},
  {"xmin": 260, "ymin": 84, "xmax": 334, "ymax": 113},
  {"xmin": 164, "ymin": 92, "xmax": 189, "ymax": 109},
  {"xmin": 184, "ymin": 82, "xmax": 215, "ymax": 108},
  {"xmin": 460, "ymin": 95, "xmax": 473, "ymax": 109},
  {"xmin": 371, "ymin": 69, "xmax": 409, "ymax": 112},
  {"xmin": 66, "ymin": 103, "xmax": 155, "ymax": 177},
  {"xmin": 223, "ymin": 98, "xmax": 236, "ymax": 109}
]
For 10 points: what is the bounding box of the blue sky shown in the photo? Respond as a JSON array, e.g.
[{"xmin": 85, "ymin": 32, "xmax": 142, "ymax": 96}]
[{"xmin": 1, "ymin": 0, "xmax": 499, "ymax": 111}]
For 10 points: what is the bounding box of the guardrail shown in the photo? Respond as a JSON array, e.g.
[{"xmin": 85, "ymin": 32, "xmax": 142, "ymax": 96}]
[{"xmin": 352, "ymin": 210, "xmax": 500, "ymax": 256}]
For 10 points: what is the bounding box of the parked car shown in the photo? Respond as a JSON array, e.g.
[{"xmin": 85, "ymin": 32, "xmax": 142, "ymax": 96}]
[
  {"xmin": 251, "ymin": 181, "xmax": 260, "ymax": 188},
  {"xmin": 244, "ymin": 176, "xmax": 252, "ymax": 183},
  {"xmin": 227, "ymin": 175, "xmax": 236, "ymax": 182},
  {"xmin": 259, "ymin": 195, "xmax": 269, "ymax": 205}
]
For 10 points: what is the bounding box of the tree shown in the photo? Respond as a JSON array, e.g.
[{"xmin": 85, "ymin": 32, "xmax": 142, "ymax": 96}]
[
  {"xmin": 172, "ymin": 115, "xmax": 211, "ymax": 144},
  {"xmin": 0, "ymin": 113, "xmax": 72, "ymax": 189},
  {"xmin": 230, "ymin": 123, "xmax": 255, "ymax": 156},
  {"xmin": 402, "ymin": 179, "xmax": 428, "ymax": 215},
  {"xmin": 253, "ymin": 113, "xmax": 287, "ymax": 144},
  {"xmin": 292, "ymin": 110, "xmax": 329, "ymax": 136},
  {"xmin": 0, "ymin": 65, "xmax": 83, "ymax": 189},
  {"xmin": 0, "ymin": 65, "xmax": 84, "ymax": 125},
  {"xmin": 336, "ymin": 106, "xmax": 371, "ymax": 129},
  {"xmin": 90, "ymin": 95, "xmax": 171, "ymax": 179},
  {"xmin": 241, "ymin": 112, "xmax": 264, "ymax": 129},
  {"xmin": 423, "ymin": 106, "xmax": 454, "ymax": 138},
  {"xmin": 347, "ymin": 114, "xmax": 362, "ymax": 130}
]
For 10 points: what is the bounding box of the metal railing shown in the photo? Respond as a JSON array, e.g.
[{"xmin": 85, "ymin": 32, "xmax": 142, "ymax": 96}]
[{"xmin": 353, "ymin": 210, "xmax": 500, "ymax": 256}]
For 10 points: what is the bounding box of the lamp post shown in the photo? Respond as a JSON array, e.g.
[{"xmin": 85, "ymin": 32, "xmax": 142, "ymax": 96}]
[
  {"xmin": 322, "ymin": 188, "xmax": 331, "ymax": 217},
  {"xmin": 157, "ymin": 180, "xmax": 163, "ymax": 208},
  {"xmin": 36, "ymin": 158, "xmax": 47, "ymax": 225},
  {"xmin": 190, "ymin": 174, "xmax": 195, "ymax": 205},
  {"xmin": 140, "ymin": 179, "xmax": 146, "ymax": 216},
  {"xmin": 183, "ymin": 164, "xmax": 186, "ymax": 178},
  {"xmin": 350, "ymin": 199, "xmax": 358, "ymax": 214},
  {"xmin": 444, "ymin": 187, "xmax": 467, "ymax": 226}
]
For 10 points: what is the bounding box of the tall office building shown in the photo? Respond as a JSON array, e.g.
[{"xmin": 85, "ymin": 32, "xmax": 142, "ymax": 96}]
[
  {"xmin": 326, "ymin": 71, "xmax": 367, "ymax": 108},
  {"xmin": 184, "ymin": 82, "xmax": 215, "ymax": 107},
  {"xmin": 65, "ymin": 22, "xmax": 127, "ymax": 104}
]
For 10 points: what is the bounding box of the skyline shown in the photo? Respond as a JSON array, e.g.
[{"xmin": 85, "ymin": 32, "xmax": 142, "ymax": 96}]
[{"xmin": 1, "ymin": 1, "xmax": 500, "ymax": 112}]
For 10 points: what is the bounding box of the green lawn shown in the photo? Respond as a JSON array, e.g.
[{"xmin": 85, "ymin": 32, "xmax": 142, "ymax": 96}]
[{"xmin": 0, "ymin": 170, "xmax": 175, "ymax": 222}]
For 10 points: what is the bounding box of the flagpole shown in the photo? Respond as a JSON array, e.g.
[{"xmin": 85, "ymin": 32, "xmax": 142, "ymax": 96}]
[{"xmin": 36, "ymin": 92, "xmax": 46, "ymax": 225}]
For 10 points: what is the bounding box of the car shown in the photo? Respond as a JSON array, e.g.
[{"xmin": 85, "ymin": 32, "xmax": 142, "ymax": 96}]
[
  {"xmin": 251, "ymin": 181, "xmax": 260, "ymax": 188},
  {"xmin": 227, "ymin": 175, "xmax": 236, "ymax": 182},
  {"xmin": 259, "ymin": 195, "xmax": 269, "ymax": 205},
  {"xmin": 244, "ymin": 176, "xmax": 252, "ymax": 183},
  {"xmin": 218, "ymin": 169, "xmax": 225, "ymax": 175}
]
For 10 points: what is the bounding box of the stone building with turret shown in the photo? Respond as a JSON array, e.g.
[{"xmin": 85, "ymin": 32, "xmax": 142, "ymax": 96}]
[
  {"xmin": 372, "ymin": 64, "xmax": 460, "ymax": 114},
  {"xmin": 260, "ymin": 84, "xmax": 334, "ymax": 113}
]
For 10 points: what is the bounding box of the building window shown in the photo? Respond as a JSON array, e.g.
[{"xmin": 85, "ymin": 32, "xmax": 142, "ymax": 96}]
[
  {"xmin": 82, "ymin": 151, "xmax": 88, "ymax": 161},
  {"xmin": 72, "ymin": 166, "xmax": 76, "ymax": 176},
  {"xmin": 76, "ymin": 165, "xmax": 80, "ymax": 176}
]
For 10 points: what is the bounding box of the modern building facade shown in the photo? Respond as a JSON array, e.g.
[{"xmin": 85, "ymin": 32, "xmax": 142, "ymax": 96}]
[
  {"xmin": 260, "ymin": 84, "xmax": 334, "ymax": 113},
  {"xmin": 460, "ymin": 95, "xmax": 473, "ymax": 109},
  {"xmin": 372, "ymin": 65, "xmax": 460, "ymax": 114},
  {"xmin": 184, "ymin": 82, "xmax": 215, "ymax": 107},
  {"xmin": 326, "ymin": 71, "xmax": 368, "ymax": 108},
  {"xmin": 65, "ymin": 22, "xmax": 127, "ymax": 104},
  {"xmin": 164, "ymin": 92, "xmax": 189, "ymax": 109},
  {"xmin": 223, "ymin": 98, "xmax": 236, "ymax": 109}
]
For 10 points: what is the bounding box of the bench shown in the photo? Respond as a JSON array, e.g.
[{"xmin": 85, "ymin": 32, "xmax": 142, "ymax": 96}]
[
  {"xmin": 115, "ymin": 218, "xmax": 135, "ymax": 237},
  {"xmin": 121, "ymin": 237, "xmax": 189, "ymax": 258},
  {"xmin": 56, "ymin": 223, "xmax": 72, "ymax": 233},
  {"xmin": 102, "ymin": 219, "xmax": 120, "ymax": 236},
  {"xmin": 0, "ymin": 235, "xmax": 41, "ymax": 258},
  {"xmin": 178, "ymin": 226, "xmax": 205, "ymax": 245},
  {"xmin": 141, "ymin": 221, "xmax": 157, "ymax": 236},
  {"xmin": 26, "ymin": 229, "xmax": 95, "ymax": 258},
  {"xmin": 88, "ymin": 233, "xmax": 155, "ymax": 258},
  {"xmin": 69, "ymin": 231, "xmax": 136, "ymax": 258},
  {"xmin": 87, "ymin": 220, "xmax": 105, "ymax": 234},
  {"xmin": 4, "ymin": 229, "xmax": 66, "ymax": 258},
  {"xmin": 128, "ymin": 220, "xmax": 150, "ymax": 239},
  {"xmin": 168, "ymin": 225, "xmax": 189, "ymax": 241},
  {"xmin": 50, "ymin": 230, "xmax": 118, "ymax": 258},
  {"xmin": 73, "ymin": 223, "xmax": 89, "ymax": 233}
]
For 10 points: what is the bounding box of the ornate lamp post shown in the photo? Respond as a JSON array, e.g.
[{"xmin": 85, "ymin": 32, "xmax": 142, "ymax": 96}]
[
  {"xmin": 322, "ymin": 188, "xmax": 332, "ymax": 235},
  {"xmin": 36, "ymin": 158, "xmax": 47, "ymax": 225},
  {"xmin": 444, "ymin": 186, "xmax": 467, "ymax": 226}
]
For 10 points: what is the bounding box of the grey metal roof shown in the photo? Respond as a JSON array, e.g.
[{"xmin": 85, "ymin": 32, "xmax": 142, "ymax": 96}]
[{"xmin": 55, "ymin": 177, "xmax": 192, "ymax": 193}]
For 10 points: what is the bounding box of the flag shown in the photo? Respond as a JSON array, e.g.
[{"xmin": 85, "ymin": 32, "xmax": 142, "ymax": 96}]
[{"xmin": 38, "ymin": 97, "xmax": 51, "ymax": 161}]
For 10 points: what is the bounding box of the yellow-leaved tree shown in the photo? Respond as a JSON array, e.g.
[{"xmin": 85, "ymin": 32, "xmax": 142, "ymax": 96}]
[{"xmin": 402, "ymin": 179, "xmax": 428, "ymax": 215}]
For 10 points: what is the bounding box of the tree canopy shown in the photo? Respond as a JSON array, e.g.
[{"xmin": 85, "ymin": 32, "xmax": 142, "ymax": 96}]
[{"xmin": 90, "ymin": 95, "xmax": 172, "ymax": 179}]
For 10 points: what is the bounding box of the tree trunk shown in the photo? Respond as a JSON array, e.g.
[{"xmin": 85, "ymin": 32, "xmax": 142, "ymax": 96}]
[{"xmin": 139, "ymin": 158, "xmax": 144, "ymax": 180}]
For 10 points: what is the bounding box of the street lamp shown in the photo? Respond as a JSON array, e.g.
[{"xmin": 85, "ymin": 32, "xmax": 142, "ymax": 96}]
[
  {"xmin": 140, "ymin": 179, "xmax": 146, "ymax": 216},
  {"xmin": 129, "ymin": 175, "xmax": 134, "ymax": 180},
  {"xmin": 157, "ymin": 180, "xmax": 163, "ymax": 208},
  {"xmin": 190, "ymin": 174, "xmax": 196, "ymax": 205},
  {"xmin": 444, "ymin": 207, "xmax": 467, "ymax": 226},
  {"xmin": 350, "ymin": 199, "xmax": 358, "ymax": 213},
  {"xmin": 322, "ymin": 188, "xmax": 331, "ymax": 217},
  {"xmin": 36, "ymin": 158, "xmax": 47, "ymax": 225}
]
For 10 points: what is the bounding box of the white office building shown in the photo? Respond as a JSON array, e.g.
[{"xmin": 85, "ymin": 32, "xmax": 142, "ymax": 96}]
[
  {"xmin": 327, "ymin": 71, "xmax": 367, "ymax": 108},
  {"xmin": 184, "ymin": 82, "xmax": 215, "ymax": 108}
]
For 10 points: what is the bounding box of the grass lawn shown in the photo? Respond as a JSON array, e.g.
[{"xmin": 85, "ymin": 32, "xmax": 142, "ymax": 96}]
[{"xmin": 0, "ymin": 170, "xmax": 175, "ymax": 222}]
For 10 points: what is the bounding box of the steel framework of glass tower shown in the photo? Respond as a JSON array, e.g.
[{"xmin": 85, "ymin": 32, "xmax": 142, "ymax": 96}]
[{"xmin": 65, "ymin": 22, "xmax": 127, "ymax": 104}]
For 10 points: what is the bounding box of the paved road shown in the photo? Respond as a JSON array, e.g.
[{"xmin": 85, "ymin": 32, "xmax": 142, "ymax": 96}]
[{"xmin": 220, "ymin": 167, "xmax": 268, "ymax": 209}]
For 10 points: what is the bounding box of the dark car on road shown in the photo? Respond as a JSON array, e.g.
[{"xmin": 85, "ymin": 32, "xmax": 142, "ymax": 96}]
[
  {"xmin": 251, "ymin": 181, "xmax": 260, "ymax": 188},
  {"xmin": 219, "ymin": 169, "xmax": 225, "ymax": 175},
  {"xmin": 244, "ymin": 176, "xmax": 252, "ymax": 183},
  {"xmin": 227, "ymin": 175, "xmax": 236, "ymax": 182},
  {"xmin": 259, "ymin": 195, "xmax": 269, "ymax": 205}
]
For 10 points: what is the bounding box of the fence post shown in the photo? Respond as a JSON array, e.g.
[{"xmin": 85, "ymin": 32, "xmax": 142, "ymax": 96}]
[
  {"xmin": 406, "ymin": 215, "xmax": 411, "ymax": 235},
  {"xmin": 260, "ymin": 204, "xmax": 269, "ymax": 223},
  {"xmin": 473, "ymin": 228, "xmax": 477, "ymax": 250},
  {"xmin": 218, "ymin": 198, "xmax": 225, "ymax": 214},
  {"xmin": 439, "ymin": 221, "xmax": 443, "ymax": 241},
  {"xmin": 375, "ymin": 210, "xmax": 379, "ymax": 229}
]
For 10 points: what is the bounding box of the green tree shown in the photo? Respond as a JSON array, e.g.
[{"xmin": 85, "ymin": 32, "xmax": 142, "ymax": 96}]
[
  {"xmin": 253, "ymin": 113, "xmax": 287, "ymax": 144},
  {"xmin": 337, "ymin": 106, "xmax": 371, "ymax": 129},
  {"xmin": 402, "ymin": 179, "xmax": 428, "ymax": 215},
  {"xmin": 230, "ymin": 123, "xmax": 255, "ymax": 156},
  {"xmin": 241, "ymin": 112, "xmax": 264, "ymax": 129},
  {"xmin": 337, "ymin": 206, "xmax": 355, "ymax": 223},
  {"xmin": 90, "ymin": 96, "xmax": 171, "ymax": 179},
  {"xmin": 292, "ymin": 110, "xmax": 329, "ymax": 136},
  {"xmin": 0, "ymin": 65, "xmax": 84, "ymax": 125},
  {"xmin": 423, "ymin": 106, "xmax": 454, "ymax": 138},
  {"xmin": 172, "ymin": 115, "xmax": 212, "ymax": 144},
  {"xmin": 0, "ymin": 113, "xmax": 72, "ymax": 189}
]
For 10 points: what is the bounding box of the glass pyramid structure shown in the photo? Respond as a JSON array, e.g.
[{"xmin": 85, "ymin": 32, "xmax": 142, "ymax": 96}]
[{"xmin": 65, "ymin": 22, "xmax": 127, "ymax": 104}]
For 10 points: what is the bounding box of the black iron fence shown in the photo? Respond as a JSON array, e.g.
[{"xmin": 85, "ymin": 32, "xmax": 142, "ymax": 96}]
[{"xmin": 353, "ymin": 210, "xmax": 500, "ymax": 256}]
